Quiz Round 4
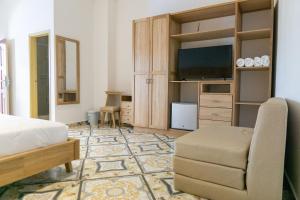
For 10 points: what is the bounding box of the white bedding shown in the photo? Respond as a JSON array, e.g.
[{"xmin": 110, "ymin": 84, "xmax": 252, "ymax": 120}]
[{"xmin": 0, "ymin": 114, "xmax": 68, "ymax": 157}]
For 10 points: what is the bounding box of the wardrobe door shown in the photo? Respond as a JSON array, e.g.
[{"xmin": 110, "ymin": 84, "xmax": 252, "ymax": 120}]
[
  {"xmin": 133, "ymin": 18, "xmax": 151, "ymax": 128},
  {"xmin": 149, "ymin": 75, "xmax": 168, "ymax": 130},
  {"xmin": 134, "ymin": 75, "xmax": 149, "ymax": 127},
  {"xmin": 151, "ymin": 15, "xmax": 169, "ymax": 74},
  {"xmin": 133, "ymin": 18, "xmax": 151, "ymax": 74},
  {"xmin": 149, "ymin": 15, "xmax": 169, "ymax": 130}
]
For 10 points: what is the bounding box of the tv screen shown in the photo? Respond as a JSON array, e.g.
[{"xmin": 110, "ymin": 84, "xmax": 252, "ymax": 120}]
[{"xmin": 178, "ymin": 45, "xmax": 233, "ymax": 80}]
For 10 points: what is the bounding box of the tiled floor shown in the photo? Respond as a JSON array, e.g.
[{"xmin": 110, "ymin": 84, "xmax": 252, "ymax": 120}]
[
  {"xmin": 0, "ymin": 126, "xmax": 203, "ymax": 200},
  {"xmin": 0, "ymin": 125, "xmax": 295, "ymax": 200}
]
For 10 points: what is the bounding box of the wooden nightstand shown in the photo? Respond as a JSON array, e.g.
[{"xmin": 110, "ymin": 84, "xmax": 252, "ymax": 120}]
[{"xmin": 120, "ymin": 95, "xmax": 133, "ymax": 126}]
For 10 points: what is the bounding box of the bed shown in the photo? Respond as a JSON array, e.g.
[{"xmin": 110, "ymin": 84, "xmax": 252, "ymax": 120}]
[{"xmin": 0, "ymin": 115, "xmax": 80, "ymax": 187}]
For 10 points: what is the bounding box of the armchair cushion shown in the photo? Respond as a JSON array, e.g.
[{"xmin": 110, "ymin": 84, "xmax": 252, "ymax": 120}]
[
  {"xmin": 175, "ymin": 126, "xmax": 253, "ymax": 170},
  {"xmin": 174, "ymin": 156, "xmax": 246, "ymax": 190}
]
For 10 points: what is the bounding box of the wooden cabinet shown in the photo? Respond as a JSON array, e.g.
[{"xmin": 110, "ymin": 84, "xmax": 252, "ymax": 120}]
[
  {"xmin": 149, "ymin": 75, "xmax": 168, "ymax": 129},
  {"xmin": 199, "ymin": 107, "xmax": 232, "ymax": 122},
  {"xmin": 120, "ymin": 99, "xmax": 133, "ymax": 125},
  {"xmin": 200, "ymin": 95, "xmax": 233, "ymax": 108},
  {"xmin": 134, "ymin": 19, "xmax": 151, "ymax": 74},
  {"xmin": 199, "ymin": 94, "xmax": 233, "ymax": 127},
  {"xmin": 134, "ymin": 75, "xmax": 149, "ymax": 127},
  {"xmin": 152, "ymin": 16, "xmax": 169, "ymax": 74},
  {"xmin": 133, "ymin": 15, "xmax": 169, "ymax": 130}
]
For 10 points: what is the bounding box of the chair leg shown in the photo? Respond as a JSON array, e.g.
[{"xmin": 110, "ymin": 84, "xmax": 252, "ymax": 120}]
[
  {"xmin": 117, "ymin": 112, "xmax": 121, "ymax": 127},
  {"xmin": 65, "ymin": 162, "xmax": 73, "ymax": 173},
  {"xmin": 107, "ymin": 113, "xmax": 111, "ymax": 127},
  {"xmin": 100, "ymin": 112, "xmax": 105, "ymax": 127},
  {"xmin": 112, "ymin": 112, "xmax": 116, "ymax": 128}
]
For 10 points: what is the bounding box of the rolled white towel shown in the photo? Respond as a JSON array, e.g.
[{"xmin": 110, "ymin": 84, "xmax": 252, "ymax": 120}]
[
  {"xmin": 245, "ymin": 58, "xmax": 254, "ymax": 67},
  {"xmin": 236, "ymin": 58, "xmax": 245, "ymax": 68},
  {"xmin": 261, "ymin": 55, "xmax": 270, "ymax": 67},
  {"xmin": 254, "ymin": 57, "xmax": 262, "ymax": 67}
]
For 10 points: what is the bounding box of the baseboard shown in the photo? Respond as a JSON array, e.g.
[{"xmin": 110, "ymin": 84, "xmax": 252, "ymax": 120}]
[{"xmin": 285, "ymin": 170, "xmax": 298, "ymax": 200}]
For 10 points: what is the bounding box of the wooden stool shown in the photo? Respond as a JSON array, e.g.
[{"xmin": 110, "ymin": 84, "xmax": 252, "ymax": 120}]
[{"xmin": 100, "ymin": 91, "xmax": 122, "ymax": 128}]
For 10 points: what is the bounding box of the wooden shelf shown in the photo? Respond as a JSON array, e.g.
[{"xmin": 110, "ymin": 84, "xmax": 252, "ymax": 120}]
[
  {"xmin": 170, "ymin": 81, "xmax": 199, "ymax": 83},
  {"xmin": 171, "ymin": 1, "xmax": 235, "ymax": 23},
  {"xmin": 171, "ymin": 28, "xmax": 235, "ymax": 42},
  {"xmin": 237, "ymin": 29, "xmax": 271, "ymax": 40},
  {"xmin": 236, "ymin": 66, "xmax": 270, "ymax": 71},
  {"xmin": 235, "ymin": 101, "xmax": 264, "ymax": 106},
  {"xmin": 239, "ymin": 0, "xmax": 273, "ymax": 13}
]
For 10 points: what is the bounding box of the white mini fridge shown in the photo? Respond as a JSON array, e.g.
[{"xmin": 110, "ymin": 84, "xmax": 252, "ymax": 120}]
[{"xmin": 171, "ymin": 102, "xmax": 197, "ymax": 131}]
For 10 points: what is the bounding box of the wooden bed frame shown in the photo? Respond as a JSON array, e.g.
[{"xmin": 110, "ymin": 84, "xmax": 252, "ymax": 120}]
[{"xmin": 0, "ymin": 138, "xmax": 80, "ymax": 187}]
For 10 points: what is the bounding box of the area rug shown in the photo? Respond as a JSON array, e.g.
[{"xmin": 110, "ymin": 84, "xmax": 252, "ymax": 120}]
[{"xmin": 0, "ymin": 125, "xmax": 204, "ymax": 200}]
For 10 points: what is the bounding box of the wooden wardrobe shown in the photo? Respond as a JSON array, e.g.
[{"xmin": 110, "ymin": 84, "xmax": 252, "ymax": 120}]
[{"xmin": 133, "ymin": 15, "xmax": 169, "ymax": 130}]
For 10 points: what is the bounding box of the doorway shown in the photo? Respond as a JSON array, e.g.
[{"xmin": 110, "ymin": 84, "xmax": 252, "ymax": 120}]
[
  {"xmin": 0, "ymin": 39, "xmax": 10, "ymax": 114},
  {"xmin": 29, "ymin": 33, "xmax": 50, "ymax": 119}
]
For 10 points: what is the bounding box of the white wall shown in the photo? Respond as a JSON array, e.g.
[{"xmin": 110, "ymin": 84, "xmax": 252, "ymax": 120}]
[
  {"xmin": 92, "ymin": 0, "xmax": 114, "ymax": 110},
  {"xmin": 275, "ymin": 0, "xmax": 300, "ymax": 199},
  {"xmin": 54, "ymin": 0, "xmax": 95, "ymax": 124},
  {"xmin": 2, "ymin": 0, "xmax": 55, "ymax": 118},
  {"xmin": 0, "ymin": 0, "xmax": 18, "ymax": 39}
]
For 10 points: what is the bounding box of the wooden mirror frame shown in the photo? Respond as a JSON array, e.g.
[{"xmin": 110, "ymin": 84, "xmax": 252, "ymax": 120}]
[{"xmin": 56, "ymin": 35, "xmax": 80, "ymax": 105}]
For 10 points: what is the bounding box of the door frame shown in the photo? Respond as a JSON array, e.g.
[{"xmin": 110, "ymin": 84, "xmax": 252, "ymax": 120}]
[
  {"xmin": 29, "ymin": 31, "xmax": 51, "ymax": 119},
  {"xmin": 0, "ymin": 39, "xmax": 10, "ymax": 114}
]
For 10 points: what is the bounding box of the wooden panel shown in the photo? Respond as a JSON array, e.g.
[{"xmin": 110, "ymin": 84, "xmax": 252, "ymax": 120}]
[
  {"xmin": 239, "ymin": 0, "xmax": 272, "ymax": 13},
  {"xmin": 171, "ymin": 28, "xmax": 235, "ymax": 42},
  {"xmin": 134, "ymin": 75, "xmax": 149, "ymax": 127},
  {"xmin": 200, "ymin": 95, "xmax": 233, "ymax": 108},
  {"xmin": 199, "ymin": 120, "xmax": 232, "ymax": 127},
  {"xmin": 199, "ymin": 107, "xmax": 232, "ymax": 122},
  {"xmin": 150, "ymin": 75, "xmax": 168, "ymax": 130},
  {"xmin": 152, "ymin": 15, "xmax": 169, "ymax": 74},
  {"xmin": 134, "ymin": 19, "xmax": 151, "ymax": 74},
  {"xmin": 171, "ymin": 1, "xmax": 235, "ymax": 23},
  {"xmin": 169, "ymin": 17, "xmax": 181, "ymax": 74},
  {"xmin": 0, "ymin": 138, "xmax": 79, "ymax": 187}
]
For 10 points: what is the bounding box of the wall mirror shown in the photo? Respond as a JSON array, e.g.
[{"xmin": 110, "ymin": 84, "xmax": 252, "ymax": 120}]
[{"xmin": 56, "ymin": 36, "xmax": 80, "ymax": 105}]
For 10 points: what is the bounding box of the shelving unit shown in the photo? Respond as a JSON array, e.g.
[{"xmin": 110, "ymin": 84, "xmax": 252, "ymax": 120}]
[
  {"xmin": 132, "ymin": 0, "xmax": 275, "ymax": 132},
  {"xmin": 234, "ymin": 0, "xmax": 274, "ymax": 127},
  {"xmin": 169, "ymin": 0, "xmax": 274, "ymax": 128}
]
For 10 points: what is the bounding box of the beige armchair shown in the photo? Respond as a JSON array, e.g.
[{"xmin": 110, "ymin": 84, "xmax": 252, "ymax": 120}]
[{"xmin": 174, "ymin": 98, "xmax": 288, "ymax": 200}]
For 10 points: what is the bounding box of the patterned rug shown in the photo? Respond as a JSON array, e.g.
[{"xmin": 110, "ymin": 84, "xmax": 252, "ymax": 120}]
[{"xmin": 0, "ymin": 125, "xmax": 204, "ymax": 200}]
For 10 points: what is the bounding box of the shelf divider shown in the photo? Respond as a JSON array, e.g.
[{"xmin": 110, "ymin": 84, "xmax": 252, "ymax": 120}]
[
  {"xmin": 237, "ymin": 29, "xmax": 271, "ymax": 40},
  {"xmin": 236, "ymin": 66, "xmax": 270, "ymax": 71}
]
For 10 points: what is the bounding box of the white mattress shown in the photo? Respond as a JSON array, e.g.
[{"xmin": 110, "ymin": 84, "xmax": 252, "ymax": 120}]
[{"xmin": 0, "ymin": 114, "xmax": 68, "ymax": 157}]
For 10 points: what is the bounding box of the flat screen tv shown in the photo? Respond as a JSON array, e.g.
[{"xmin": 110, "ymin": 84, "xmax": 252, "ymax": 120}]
[{"xmin": 178, "ymin": 45, "xmax": 233, "ymax": 80}]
